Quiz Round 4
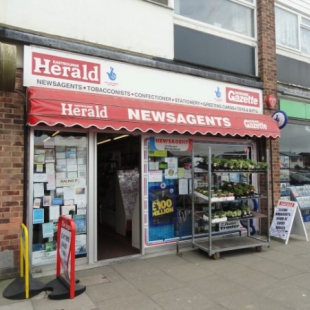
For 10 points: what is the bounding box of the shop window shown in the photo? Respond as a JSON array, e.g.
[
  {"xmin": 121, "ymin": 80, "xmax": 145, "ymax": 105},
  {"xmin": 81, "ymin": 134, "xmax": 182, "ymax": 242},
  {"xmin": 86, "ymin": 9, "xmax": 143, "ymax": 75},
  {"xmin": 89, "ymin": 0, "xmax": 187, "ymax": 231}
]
[
  {"xmin": 31, "ymin": 130, "xmax": 88, "ymax": 266},
  {"xmin": 279, "ymin": 123, "xmax": 310, "ymax": 198},
  {"xmin": 174, "ymin": 0, "xmax": 255, "ymax": 38},
  {"xmin": 146, "ymin": 139, "xmax": 255, "ymax": 243}
]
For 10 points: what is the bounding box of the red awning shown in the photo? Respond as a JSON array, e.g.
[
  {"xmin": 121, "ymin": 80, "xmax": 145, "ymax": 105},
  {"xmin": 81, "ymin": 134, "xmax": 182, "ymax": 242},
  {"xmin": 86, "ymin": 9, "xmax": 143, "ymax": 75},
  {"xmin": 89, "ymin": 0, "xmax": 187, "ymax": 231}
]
[{"xmin": 27, "ymin": 87, "xmax": 280, "ymax": 139}]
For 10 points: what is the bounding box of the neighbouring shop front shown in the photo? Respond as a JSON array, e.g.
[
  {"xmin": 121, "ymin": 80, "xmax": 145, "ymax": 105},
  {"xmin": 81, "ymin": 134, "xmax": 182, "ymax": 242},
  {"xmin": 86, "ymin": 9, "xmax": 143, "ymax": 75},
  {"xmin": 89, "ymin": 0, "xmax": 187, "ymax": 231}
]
[
  {"xmin": 278, "ymin": 97, "xmax": 310, "ymax": 222},
  {"xmin": 24, "ymin": 45, "xmax": 280, "ymax": 270}
]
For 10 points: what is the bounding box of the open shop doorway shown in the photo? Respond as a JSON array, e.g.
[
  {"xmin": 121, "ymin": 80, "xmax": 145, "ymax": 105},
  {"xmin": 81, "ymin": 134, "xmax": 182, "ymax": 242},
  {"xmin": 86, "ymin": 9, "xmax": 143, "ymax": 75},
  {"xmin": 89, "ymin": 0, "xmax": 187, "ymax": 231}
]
[{"xmin": 97, "ymin": 133, "xmax": 141, "ymax": 260}]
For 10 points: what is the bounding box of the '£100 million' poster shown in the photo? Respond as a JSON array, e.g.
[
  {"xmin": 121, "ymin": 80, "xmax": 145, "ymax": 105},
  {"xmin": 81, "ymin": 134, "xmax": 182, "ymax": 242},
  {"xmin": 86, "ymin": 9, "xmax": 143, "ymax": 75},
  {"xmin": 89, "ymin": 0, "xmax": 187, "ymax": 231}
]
[{"xmin": 149, "ymin": 185, "xmax": 176, "ymax": 226}]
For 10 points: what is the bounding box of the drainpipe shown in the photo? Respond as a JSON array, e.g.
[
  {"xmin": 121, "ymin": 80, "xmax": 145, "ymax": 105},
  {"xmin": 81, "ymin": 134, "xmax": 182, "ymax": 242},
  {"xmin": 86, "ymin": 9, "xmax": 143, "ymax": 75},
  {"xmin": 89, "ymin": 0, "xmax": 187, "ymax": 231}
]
[{"xmin": 15, "ymin": 89, "xmax": 28, "ymax": 225}]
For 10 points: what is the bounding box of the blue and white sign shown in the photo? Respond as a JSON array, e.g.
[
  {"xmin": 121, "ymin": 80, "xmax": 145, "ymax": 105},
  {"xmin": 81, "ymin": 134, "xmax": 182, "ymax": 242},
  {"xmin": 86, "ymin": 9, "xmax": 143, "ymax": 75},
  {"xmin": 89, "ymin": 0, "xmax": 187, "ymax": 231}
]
[{"xmin": 272, "ymin": 110, "xmax": 288, "ymax": 129}]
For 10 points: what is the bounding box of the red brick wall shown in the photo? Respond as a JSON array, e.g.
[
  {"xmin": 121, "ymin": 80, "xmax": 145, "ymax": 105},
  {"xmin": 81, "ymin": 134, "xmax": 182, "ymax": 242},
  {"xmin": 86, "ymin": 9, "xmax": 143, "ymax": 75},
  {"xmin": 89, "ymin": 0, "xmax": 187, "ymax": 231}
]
[
  {"xmin": 257, "ymin": 0, "xmax": 280, "ymax": 232},
  {"xmin": 0, "ymin": 68, "xmax": 25, "ymax": 279}
]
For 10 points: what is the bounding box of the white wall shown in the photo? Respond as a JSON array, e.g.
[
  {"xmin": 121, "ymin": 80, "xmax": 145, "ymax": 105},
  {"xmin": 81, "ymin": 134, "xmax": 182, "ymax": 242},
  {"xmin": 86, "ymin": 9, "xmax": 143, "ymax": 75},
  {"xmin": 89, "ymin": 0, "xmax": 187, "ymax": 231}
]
[{"xmin": 0, "ymin": 0, "xmax": 174, "ymax": 59}]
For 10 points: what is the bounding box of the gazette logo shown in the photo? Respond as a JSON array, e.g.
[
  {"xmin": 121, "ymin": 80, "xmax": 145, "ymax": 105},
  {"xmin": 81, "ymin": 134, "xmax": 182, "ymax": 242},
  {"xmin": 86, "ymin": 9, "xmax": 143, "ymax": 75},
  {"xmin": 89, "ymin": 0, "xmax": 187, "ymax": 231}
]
[
  {"xmin": 244, "ymin": 120, "xmax": 267, "ymax": 130},
  {"xmin": 226, "ymin": 87, "xmax": 259, "ymax": 107},
  {"xmin": 32, "ymin": 52, "xmax": 101, "ymax": 84}
]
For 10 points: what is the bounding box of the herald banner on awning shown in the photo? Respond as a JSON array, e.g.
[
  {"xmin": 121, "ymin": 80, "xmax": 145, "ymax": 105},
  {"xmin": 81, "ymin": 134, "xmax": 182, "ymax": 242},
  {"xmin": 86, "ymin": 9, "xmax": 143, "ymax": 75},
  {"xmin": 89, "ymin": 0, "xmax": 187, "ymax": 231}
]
[{"xmin": 27, "ymin": 87, "xmax": 280, "ymax": 139}]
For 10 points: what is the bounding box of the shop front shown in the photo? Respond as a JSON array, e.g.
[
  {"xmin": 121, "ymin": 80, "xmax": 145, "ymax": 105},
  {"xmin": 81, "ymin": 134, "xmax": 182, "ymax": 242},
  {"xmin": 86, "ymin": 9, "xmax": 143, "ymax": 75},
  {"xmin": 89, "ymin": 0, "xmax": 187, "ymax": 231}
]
[
  {"xmin": 278, "ymin": 97, "xmax": 310, "ymax": 222},
  {"xmin": 24, "ymin": 45, "xmax": 280, "ymax": 270}
]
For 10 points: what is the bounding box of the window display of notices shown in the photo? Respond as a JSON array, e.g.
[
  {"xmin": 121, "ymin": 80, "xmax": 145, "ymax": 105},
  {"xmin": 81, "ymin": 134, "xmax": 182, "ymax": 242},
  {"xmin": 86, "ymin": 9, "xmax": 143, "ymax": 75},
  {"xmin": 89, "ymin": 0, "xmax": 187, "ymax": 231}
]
[
  {"xmin": 32, "ymin": 131, "xmax": 88, "ymax": 266},
  {"xmin": 75, "ymin": 234, "xmax": 87, "ymax": 255},
  {"xmin": 42, "ymin": 222, "xmax": 54, "ymax": 238},
  {"xmin": 73, "ymin": 214, "xmax": 86, "ymax": 234},
  {"xmin": 33, "ymin": 208, "xmax": 44, "ymax": 224}
]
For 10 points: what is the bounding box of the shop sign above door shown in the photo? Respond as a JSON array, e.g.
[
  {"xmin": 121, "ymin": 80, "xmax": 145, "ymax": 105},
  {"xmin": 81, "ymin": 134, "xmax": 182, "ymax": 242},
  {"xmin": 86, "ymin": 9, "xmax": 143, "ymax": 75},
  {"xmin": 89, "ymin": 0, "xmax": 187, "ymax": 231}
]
[
  {"xmin": 27, "ymin": 87, "xmax": 281, "ymax": 139},
  {"xmin": 24, "ymin": 46, "xmax": 264, "ymax": 115}
]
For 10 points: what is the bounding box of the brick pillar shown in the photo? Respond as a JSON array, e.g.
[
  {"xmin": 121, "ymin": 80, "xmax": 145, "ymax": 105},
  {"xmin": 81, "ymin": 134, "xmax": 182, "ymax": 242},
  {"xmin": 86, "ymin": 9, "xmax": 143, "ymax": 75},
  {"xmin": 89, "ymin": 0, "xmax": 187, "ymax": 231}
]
[
  {"xmin": 0, "ymin": 68, "xmax": 25, "ymax": 279},
  {"xmin": 257, "ymin": 0, "xmax": 280, "ymax": 233}
]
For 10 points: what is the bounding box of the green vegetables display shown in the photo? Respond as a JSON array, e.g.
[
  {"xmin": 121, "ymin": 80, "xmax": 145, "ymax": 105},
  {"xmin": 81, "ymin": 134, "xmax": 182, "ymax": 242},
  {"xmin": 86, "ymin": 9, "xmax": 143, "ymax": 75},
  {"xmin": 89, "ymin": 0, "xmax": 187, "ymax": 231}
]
[
  {"xmin": 196, "ymin": 181, "xmax": 256, "ymax": 198},
  {"xmin": 206, "ymin": 204, "xmax": 252, "ymax": 220},
  {"xmin": 200, "ymin": 158, "xmax": 268, "ymax": 171},
  {"xmin": 220, "ymin": 181, "xmax": 256, "ymax": 197}
]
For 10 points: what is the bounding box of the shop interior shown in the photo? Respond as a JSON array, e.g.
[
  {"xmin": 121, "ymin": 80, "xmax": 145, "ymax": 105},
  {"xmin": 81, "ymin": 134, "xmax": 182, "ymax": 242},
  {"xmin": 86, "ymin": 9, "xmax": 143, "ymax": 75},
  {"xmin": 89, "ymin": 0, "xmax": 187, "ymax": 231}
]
[{"xmin": 97, "ymin": 133, "xmax": 141, "ymax": 260}]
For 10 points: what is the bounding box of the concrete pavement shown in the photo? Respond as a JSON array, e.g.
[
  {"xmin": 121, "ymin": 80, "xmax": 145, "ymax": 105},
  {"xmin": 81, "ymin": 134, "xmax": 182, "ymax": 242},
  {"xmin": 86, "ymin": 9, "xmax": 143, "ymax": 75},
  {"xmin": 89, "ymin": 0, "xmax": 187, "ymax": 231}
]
[{"xmin": 1, "ymin": 230, "xmax": 310, "ymax": 310}]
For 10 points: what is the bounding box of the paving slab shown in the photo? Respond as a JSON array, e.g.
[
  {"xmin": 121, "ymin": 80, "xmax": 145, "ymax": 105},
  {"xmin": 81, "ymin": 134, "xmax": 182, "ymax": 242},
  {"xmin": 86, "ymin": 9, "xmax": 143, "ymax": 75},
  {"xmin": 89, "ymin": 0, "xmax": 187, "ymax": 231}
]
[
  {"xmin": 198, "ymin": 257, "xmax": 251, "ymax": 275},
  {"xmin": 215, "ymin": 290, "xmax": 294, "ymax": 310},
  {"xmin": 145, "ymin": 253, "xmax": 190, "ymax": 270},
  {"xmin": 224, "ymin": 268, "xmax": 279, "ymax": 292},
  {"xmin": 278, "ymin": 272, "xmax": 310, "ymax": 289},
  {"xmin": 248, "ymin": 258, "xmax": 304, "ymax": 279},
  {"xmin": 188, "ymin": 274, "xmax": 249, "ymax": 300},
  {"xmin": 253, "ymin": 246, "xmax": 296, "ymax": 263},
  {"xmin": 259, "ymin": 281, "xmax": 310, "ymax": 309},
  {"xmin": 85, "ymin": 279, "xmax": 139, "ymax": 303},
  {"xmin": 128, "ymin": 272, "xmax": 184, "ymax": 296},
  {"xmin": 79, "ymin": 273, "xmax": 110, "ymax": 287},
  {"xmin": 96, "ymin": 292, "xmax": 163, "ymax": 310},
  {"xmin": 150, "ymin": 286, "xmax": 225, "ymax": 310},
  {"xmin": 280, "ymin": 256, "xmax": 310, "ymax": 272},
  {"xmin": 218, "ymin": 248, "xmax": 266, "ymax": 266},
  {"xmin": 0, "ymin": 300, "xmax": 33, "ymax": 310},
  {"xmin": 164, "ymin": 262, "xmax": 213, "ymax": 282},
  {"xmin": 31, "ymin": 292, "xmax": 96, "ymax": 310},
  {"xmin": 111, "ymin": 260, "xmax": 162, "ymax": 280},
  {"xmin": 270, "ymin": 243, "xmax": 310, "ymax": 256},
  {"xmin": 75, "ymin": 265, "xmax": 114, "ymax": 278}
]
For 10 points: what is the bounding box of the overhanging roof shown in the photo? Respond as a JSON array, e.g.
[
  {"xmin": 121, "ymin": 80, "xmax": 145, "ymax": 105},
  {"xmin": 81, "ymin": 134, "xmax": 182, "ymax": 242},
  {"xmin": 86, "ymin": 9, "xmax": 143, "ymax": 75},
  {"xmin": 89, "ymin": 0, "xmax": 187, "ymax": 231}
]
[{"xmin": 27, "ymin": 87, "xmax": 280, "ymax": 139}]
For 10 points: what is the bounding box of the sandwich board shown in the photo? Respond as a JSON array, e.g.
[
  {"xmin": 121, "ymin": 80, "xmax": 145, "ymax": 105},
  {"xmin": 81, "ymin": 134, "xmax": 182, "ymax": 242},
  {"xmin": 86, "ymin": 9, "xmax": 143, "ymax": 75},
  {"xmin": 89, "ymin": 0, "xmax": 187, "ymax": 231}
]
[{"xmin": 270, "ymin": 200, "xmax": 308, "ymax": 244}]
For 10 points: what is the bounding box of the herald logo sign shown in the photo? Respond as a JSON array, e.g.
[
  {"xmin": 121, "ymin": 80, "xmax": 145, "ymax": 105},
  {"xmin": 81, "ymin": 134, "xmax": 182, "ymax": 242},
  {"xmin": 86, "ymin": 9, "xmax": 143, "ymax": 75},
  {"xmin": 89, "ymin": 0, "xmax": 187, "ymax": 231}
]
[{"xmin": 32, "ymin": 52, "xmax": 101, "ymax": 84}]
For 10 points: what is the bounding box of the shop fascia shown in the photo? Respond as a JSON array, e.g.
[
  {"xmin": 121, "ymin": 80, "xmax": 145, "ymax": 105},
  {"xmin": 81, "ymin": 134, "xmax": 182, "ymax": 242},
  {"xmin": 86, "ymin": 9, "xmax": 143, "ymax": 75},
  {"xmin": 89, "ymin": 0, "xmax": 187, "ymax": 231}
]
[{"xmin": 23, "ymin": 45, "xmax": 264, "ymax": 116}]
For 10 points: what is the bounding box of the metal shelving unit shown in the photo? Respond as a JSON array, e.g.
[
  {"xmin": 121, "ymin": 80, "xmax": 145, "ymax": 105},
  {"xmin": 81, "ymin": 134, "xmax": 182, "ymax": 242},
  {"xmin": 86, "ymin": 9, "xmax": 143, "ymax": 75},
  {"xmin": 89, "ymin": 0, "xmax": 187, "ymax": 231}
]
[{"xmin": 191, "ymin": 146, "xmax": 270, "ymax": 259}]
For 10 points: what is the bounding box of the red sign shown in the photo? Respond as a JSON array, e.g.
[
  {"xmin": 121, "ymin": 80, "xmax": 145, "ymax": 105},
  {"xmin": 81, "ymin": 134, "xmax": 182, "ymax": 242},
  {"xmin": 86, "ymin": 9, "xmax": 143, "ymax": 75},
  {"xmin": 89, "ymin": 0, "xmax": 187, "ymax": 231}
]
[
  {"xmin": 57, "ymin": 216, "xmax": 76, "ymax": 299},
  {"xmin": 27, "ymin": 87, "xmax": 280, "ymax": 139},
  {"xmin": 265, "ymin": 94, "xmax": 277, "ymax": 109},
  {"xmin": 32, "ymin": 52, "xmax": 101, "ymax": 84}
]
